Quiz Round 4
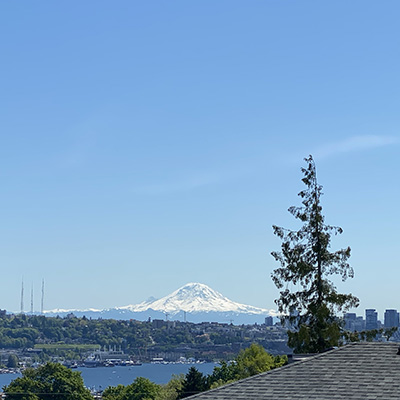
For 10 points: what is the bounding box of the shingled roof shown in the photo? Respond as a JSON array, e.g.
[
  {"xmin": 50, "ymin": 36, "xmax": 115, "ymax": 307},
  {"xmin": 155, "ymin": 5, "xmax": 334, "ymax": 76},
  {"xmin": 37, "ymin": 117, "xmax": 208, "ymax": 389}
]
[{"xmin": 188, "ymin": 342, "xmax": 400, "ymax": 399}]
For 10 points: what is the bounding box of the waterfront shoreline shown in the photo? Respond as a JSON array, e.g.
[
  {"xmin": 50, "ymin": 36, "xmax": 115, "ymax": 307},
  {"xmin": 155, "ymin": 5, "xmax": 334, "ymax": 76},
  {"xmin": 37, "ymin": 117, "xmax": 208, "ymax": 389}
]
[{"xmin": 0, "ymin": 362, "xmax": 217, "ymax": 390}]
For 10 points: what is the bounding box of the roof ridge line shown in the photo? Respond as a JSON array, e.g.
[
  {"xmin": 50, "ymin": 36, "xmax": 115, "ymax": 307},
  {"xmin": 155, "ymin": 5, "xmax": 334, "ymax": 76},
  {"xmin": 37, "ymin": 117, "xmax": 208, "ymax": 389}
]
[{"xmin": 187, "ymin": 345, "xmax": 350, "ymax": 399}]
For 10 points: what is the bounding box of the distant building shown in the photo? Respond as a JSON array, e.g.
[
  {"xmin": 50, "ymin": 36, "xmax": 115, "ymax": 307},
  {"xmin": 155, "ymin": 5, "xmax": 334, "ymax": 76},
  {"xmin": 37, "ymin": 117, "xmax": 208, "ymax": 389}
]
[
  {"xmin": 344, "ymin": 313, "xmax": 365, "ymax": 332},
  {"xmin": 344, "ymin": 313, "xmax": 357, "ymax": 330},
  {"xmin": 264, "ymin": 316, "xmax": 273, "ymax": 326},
  {"xmin": 384, "ymin": 309, "xmax": 399, "ymax": 328},
  {"xmin": 152, "ymin": 319, "xmax": 165, "ymax": 329},
  {"xmin": 354, "ymin": 316, "xmax": 365, "ymax": 331},
  {"xmin": 365, "ymin": 309, "xmax": 378, "ymax": 331}
]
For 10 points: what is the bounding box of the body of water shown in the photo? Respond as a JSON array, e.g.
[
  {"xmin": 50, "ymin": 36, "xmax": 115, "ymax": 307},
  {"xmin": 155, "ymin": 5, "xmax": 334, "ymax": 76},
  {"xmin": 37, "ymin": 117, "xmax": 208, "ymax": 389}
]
[{"xmin": 0, "ymin": 363, "xmax": 217, "ymax": 391}]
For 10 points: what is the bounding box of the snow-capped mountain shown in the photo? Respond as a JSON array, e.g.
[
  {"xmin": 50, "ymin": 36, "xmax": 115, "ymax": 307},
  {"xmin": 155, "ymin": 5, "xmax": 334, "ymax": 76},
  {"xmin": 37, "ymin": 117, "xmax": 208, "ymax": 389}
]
[
  {"xmin": 45, "ymin": 283, "xmax": 276, "ymax": 324},
  {"xmin": 118, "ymin": 282, "xmax": 270, "ymax": 315}
]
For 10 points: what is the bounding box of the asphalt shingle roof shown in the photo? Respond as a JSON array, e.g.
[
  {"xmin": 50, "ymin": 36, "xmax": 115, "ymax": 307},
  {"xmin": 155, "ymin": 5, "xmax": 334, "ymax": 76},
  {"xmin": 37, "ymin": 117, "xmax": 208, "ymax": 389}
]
[{"xmin": 187, "ymin": 342, "xmax": 400, "ymax": 399}]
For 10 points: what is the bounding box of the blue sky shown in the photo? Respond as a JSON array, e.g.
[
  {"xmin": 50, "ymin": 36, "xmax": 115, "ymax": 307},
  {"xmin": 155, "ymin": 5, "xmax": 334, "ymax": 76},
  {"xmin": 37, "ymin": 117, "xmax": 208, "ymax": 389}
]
[{"xmin": 0, "ymin": 1, "xmax": 399, "ymax": 320}]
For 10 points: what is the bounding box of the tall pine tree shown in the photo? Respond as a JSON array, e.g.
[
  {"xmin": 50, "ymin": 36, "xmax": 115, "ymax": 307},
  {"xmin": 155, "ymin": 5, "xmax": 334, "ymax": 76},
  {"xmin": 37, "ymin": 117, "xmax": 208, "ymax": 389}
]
[{"xmin": 271, "ymin": 155, "xmax": 359, "ymax": 353}]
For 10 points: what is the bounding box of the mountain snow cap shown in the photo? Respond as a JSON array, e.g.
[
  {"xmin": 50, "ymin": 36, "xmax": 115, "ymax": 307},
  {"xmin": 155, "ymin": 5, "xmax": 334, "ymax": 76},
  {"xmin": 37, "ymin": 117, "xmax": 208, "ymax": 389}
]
[{"xmin": 124, "ymin": 282, "xmax": 271, "ymax": 315}]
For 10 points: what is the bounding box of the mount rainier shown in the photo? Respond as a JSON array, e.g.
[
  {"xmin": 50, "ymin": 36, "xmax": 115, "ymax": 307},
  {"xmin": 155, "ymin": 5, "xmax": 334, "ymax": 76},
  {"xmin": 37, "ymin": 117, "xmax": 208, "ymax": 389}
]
[{"xmin": 45, "ymin": 283, "xmax": 276, "ymax": 324}]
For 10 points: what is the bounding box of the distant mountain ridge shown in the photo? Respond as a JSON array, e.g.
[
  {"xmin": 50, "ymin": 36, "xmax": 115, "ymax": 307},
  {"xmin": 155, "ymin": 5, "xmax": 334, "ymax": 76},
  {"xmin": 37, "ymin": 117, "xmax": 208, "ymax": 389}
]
[{"xmin": 44, "ymin": 282, "xmax": 276, "ymax": 324}]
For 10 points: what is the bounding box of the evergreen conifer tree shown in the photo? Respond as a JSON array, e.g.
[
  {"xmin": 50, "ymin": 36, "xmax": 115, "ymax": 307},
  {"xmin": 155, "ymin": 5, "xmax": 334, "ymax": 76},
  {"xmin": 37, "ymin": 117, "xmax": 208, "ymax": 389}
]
[
  {"xmin": 271, "ymin": 155, "xmax": 359, "ymax": 353},
  {"xmin": 178, "ymin": 367, "xmax": 208, "ymax": 399}
]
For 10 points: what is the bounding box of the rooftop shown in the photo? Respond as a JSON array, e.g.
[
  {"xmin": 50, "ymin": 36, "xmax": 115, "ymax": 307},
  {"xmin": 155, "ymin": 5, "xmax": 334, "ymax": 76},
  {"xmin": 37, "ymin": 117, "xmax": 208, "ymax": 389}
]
[{"xmin": 188, "ymin": 342, "xmax": 400, "ymax": 399}]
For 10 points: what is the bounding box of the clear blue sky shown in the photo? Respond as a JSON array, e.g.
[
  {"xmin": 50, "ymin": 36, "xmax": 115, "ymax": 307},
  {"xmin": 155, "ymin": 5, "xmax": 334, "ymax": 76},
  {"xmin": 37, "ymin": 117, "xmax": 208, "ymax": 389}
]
[{"xmin": 1, "ymin": 1, "xmax": 399, "ymax": 320}]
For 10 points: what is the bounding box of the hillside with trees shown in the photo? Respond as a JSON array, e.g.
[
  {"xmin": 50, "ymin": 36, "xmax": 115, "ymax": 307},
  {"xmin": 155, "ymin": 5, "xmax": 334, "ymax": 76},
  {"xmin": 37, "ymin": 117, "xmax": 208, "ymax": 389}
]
[{"xmin": 0, "ymin": 312, "xmax": 289, "ymax": 363}]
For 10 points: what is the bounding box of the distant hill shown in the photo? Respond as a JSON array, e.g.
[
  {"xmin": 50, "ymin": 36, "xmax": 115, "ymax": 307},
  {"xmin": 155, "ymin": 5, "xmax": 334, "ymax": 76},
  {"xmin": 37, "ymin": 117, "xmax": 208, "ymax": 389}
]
[{"xmin": 44, "ymin": 282, "xmax": 276, "ymax": 324}]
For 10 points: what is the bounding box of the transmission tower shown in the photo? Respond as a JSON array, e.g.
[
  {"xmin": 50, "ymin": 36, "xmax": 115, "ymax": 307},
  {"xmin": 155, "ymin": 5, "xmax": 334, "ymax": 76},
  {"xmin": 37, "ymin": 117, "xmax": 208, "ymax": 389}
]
[
  {"xmin": 30, "ymin": 283, "xmax": 34, "ymax": 314},
  {"xmin": 20, "ymin": 279, "xmax": 24, "ymax": 314},
  {"xmin": 41, "ymin": 279, "xmax": 45, "ymax": 314}
]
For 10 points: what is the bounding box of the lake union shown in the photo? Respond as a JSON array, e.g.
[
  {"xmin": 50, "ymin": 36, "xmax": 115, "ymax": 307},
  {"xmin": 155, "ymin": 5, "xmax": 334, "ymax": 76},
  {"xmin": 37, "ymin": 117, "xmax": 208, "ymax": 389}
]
[{"xmin": 0, "ymin": 363, "xmax": 216, "ymax": 391}]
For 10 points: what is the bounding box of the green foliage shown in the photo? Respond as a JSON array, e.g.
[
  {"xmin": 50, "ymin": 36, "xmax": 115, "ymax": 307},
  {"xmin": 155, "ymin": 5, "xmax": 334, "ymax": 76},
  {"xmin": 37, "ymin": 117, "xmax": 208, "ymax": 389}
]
[
  {"xmin": 382, "ymin": 327, "xmax": 398, "ymax": 340},
  {"xmin": 103, "ymin": 377, "xmax": 160, "ymax": 400},
  {"xmin": 178, "ymin": 367, "xmax": 208, "ymax": 399},
  {"xmin": 0, "ymin": 315, "xmax": 155, "ymax": 355},
  {"xmin": 103, "ymin": 375, "xmax": 184, "ymax": 400},
  {"xmin": 342, "ymin": 327, "xmax": 398, "ymax": 343},
  {"xmin": 271, "ymin": 156, "xmax": 359, "ymax": 353},
  {"xmin": 102, "ymin": 385, "xmax": 126, "ymax": 399},
  {"xmin": 235, "ymin": 343, "xmax": 287, "ymax": 378},
  {"xmin": 3, "ymin": 362, "xmax": 92, "ymax": 400},
  {"xmin": 7, "ymin": 354, "xmax": 19, "ymax": 368},
  {"xmin": 0, "ymin": 315, "xmax": 197, "ymax": 357},
  {"xmin": 156, "ymin": 374, "xmax": 184, "ymax": 400},
  {"xmin": 207, "ymin": 343, "xmax": 287, "ymax": 390},
  {"xmin": 207, "ymin": 360, "xmax": 237, "ymax": 387},
  {"xmin": 124, "ymin": 377, "xmax": 160, "ymax": 400}
]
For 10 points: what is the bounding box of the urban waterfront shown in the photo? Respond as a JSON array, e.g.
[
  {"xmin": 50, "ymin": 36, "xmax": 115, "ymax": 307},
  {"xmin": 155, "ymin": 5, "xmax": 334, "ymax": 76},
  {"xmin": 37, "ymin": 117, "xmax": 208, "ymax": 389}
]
[{"xmin": 0, "ymin": 362, "xmax": 217, "ymax": 391}]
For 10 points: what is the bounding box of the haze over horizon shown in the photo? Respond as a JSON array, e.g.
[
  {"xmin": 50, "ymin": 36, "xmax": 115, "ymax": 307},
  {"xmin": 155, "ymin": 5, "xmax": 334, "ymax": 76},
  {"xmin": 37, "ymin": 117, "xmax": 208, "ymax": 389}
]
[{"xmin": 1, "ymin": 1, "xmax": 399, "ymax": 319}]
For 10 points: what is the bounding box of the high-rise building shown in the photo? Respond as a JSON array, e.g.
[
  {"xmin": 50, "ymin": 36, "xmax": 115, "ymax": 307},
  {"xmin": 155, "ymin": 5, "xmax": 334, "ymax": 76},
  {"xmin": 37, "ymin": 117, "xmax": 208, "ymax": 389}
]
[
  {"xmin": 354, "ymin": 316, "xmax": 365, "ymax": 332},
  {"xmin": 365, "ymin": 309, "xmax": 378, "ymax": 331},
  {"xmin": 344, "ymin": 313, "xmax": 357, "ymax": 331},
  {"xmin": 265, "ymin": 316, "xmax": 273, "ymax": 326},
  {"xmin": 384, "ymin": 309, "xmax": 399, "ymax": 328},
  {"xmin": 344, "ymin": 313, "xmax": 366, "ymax": 332}
]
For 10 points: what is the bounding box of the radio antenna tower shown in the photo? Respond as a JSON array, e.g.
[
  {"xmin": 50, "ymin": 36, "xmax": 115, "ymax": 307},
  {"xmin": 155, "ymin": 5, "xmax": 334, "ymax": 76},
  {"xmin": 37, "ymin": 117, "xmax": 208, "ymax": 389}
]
[
  {"xmin": 41, "ymin": 279, "xmax": 45, "ymax": 314},
  {"xmin": 20, "ymin": 279, "xmax": 24, "ymax": 314},
  {"xmin": 30, "ymin": 283, "xmax": 34, "ymax": 314}
]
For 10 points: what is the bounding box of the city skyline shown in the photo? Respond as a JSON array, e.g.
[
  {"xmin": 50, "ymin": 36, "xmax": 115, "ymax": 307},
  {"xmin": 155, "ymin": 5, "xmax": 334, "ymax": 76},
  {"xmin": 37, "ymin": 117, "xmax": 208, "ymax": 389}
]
[{"xmin": 1, "ymin": 1, "xmax": 400, "ymax": 316}]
